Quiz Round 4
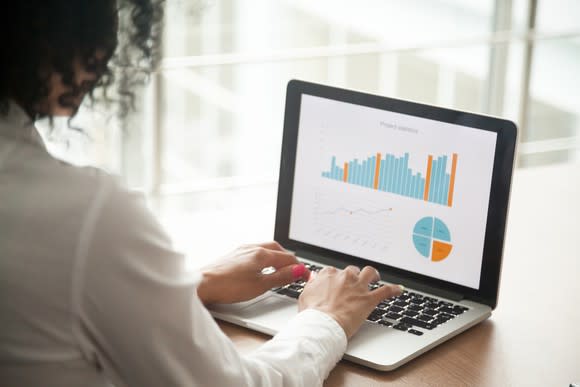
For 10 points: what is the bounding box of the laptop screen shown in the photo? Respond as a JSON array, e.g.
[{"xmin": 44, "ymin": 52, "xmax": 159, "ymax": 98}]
[{"xmin": 289, "ymin": 94, "xmax": 498, "ymax": 290}]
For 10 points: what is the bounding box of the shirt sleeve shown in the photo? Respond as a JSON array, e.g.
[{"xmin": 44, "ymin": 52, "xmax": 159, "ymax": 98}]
[{"xmin": 71, "ymin": 178, "xmax": 347, "ymax": 387}]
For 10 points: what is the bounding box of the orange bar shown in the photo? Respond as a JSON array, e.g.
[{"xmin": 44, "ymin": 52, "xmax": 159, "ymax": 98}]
[
  {"xmin": 343, "ymin": 162, "xmax": 348, "ymax": 182},
  {"xmin": 447, "ymin": 153, "xmax": 458, "ymax": 206},
  {"xmin": 424, "ymin": 155, "xmax": 433, "ymax": 201},
  {"xmin": 373, "ymin": 153, "xmax": 381, "ymax": 189}
]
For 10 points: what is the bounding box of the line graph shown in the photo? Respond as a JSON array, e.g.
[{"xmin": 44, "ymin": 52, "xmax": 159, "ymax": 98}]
[{"xmin": 313, "ymin": 193, "xmax": 394, "ymax": 253}]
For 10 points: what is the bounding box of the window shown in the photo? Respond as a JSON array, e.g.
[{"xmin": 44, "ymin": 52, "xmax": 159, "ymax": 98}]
[{"xmin": 41, "ymin": 0, "xmax": 580, "ymax": 260}]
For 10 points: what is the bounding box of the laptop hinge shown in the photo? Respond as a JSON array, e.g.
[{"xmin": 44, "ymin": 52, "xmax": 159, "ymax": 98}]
[{"xmin": 295, "ymin": 249, "xmax": 465, "ymax": 302}]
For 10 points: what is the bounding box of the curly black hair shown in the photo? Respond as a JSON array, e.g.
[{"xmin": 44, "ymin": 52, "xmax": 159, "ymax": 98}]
[{"xmin": 0, "ymin": 0, "xmax": 164, "ymax": 120}]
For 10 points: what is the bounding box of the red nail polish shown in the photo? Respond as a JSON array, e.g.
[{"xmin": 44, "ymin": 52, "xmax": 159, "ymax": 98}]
[{"xmin": 292, "ymin": 263, "xmax": 306, "ymax": 280}]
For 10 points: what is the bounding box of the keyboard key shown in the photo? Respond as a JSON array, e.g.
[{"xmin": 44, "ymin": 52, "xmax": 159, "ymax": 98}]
[
  {"xmin": 438, "ymin": 306, "xmax": 458, "ymax": 315},
  {"xmin": 377, "ymin": 302, "xmax": 390, "ymax": 309},
  {"xmin": 288, "ymin": 284, "xmax": 303, "ymax": 291},
  {"xmin": 437, "ymin": 312, "xmax": 454, "ymax": 321},
  {"xmin": 451, "ymin": 306, "xmax": 467, "ymax": 314},
  {"xmin": 408, "ymin": 329, "xmax": 424, "ymax": 336},
  {"xmin": 393, "ymin": 323, "xmax": 411, "ymax": 331},
  {"xmin": 417, "ymin": 314, "xmax": 433, "ymax": 322},
  {"xmin": 403, "ymin": 309, "xmax": 419, "ymax": 317},
  {"xmin": 385, "ymin": 312, "xmax": 402, "ymax": 320},
  {"xmin": 367, "ymin": 309, "xmax": 384, "ymax": 321},
  {"xmin": 431, "ymin": 318, "xmax": 448, "ymax": 326},
  {"xmin": 400, "ymin": 317, "xmax": 436, "ymax": 330},
  {"xmin": 407, "ymin": 304, "xmax": 422, "ymax": 312},
  {"xmin": 388, "ymin": 305, "xmax": 404, "ymax": 313},
  {"xmin": 280, "ymin": 288, "xmax": 301, "ymax": 298},
  {"xmin": 369, "ymin": 282, "xmax": 381, "ymax": 290},
  {"xmin": 378, "ymin": 319, "xmax": 393, "ymax": 327},
  {"xmin": 438, "ymin": 301, "xmax": 453, "ymax": 307},
  {"xmin": 423, "ymin": 308, "xmax": 438, "ymax": 316},
  {"xmin": 409, "ymin": 298, "xmax": 425, "ymax": 305},
  {"xmin": 393, "ymin": 301, "xmax": 409, "ymax": 308}
]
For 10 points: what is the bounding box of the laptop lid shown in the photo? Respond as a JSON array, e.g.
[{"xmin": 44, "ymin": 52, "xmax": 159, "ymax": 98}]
[{"xmin": 275, "ymin": 80, "xmax": 517, "ymax": 309}]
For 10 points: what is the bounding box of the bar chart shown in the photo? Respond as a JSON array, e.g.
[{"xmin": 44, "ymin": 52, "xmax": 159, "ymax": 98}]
[{"xmin": 321, "ymin": 151, "xmax": 458, "ymax": 207}]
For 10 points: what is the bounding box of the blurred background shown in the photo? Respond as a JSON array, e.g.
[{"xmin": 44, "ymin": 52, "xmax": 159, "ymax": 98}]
[{"xmin": 40, "ymin": 0, "xmax": 580, "ymax": 264}]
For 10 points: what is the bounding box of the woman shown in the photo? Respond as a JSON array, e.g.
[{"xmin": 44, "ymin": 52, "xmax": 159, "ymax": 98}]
[{"xmin": 0, "ymin": 1, "xmax": 402, "ymax": 386}]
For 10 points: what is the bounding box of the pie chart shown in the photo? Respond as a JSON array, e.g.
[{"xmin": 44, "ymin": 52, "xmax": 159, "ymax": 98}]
[{"xmin": 412, "ymin": 217, "xmax": 452, "ymax": 261}]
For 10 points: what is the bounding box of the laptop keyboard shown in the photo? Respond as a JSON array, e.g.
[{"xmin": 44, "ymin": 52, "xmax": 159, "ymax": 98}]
[{"xmin": 272, "ymin": 263, "xmax": 469, "ymax": 337}]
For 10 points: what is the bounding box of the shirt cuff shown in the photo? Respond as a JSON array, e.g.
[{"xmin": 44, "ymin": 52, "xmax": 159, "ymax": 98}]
[{"xmin": 275, "ymin": 308, "xmax": 348, "ymax": 377}]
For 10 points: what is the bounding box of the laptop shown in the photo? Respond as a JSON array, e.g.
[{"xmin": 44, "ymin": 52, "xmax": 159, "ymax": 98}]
[{"xmin": 210, "ymin": 79, "xmax": 517, "ymax": 371}]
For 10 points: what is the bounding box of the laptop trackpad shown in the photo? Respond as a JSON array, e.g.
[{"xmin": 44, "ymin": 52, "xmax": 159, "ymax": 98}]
[{"xmin": 236, "ymin": 294, "xmax": 299, "ymax": 332}]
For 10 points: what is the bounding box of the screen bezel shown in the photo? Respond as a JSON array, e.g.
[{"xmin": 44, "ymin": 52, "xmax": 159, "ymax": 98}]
[{"xmin": 274, "ymin": 79, "xmax": 517, "ymax": 309}]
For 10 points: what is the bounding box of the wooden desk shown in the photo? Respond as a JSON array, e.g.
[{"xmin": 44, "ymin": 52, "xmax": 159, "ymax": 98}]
[{"xmin": 217, "ymin": 162, "xmax": 580, "ymax": 386}]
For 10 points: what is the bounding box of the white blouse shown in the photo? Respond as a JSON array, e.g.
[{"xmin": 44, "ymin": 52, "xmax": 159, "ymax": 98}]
[{"xmin": 0, "ymin": 103, "xmax": 347, "ymax": 387}]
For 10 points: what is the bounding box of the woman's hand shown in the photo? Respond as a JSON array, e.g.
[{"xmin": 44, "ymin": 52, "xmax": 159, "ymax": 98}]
[
  {"xmin": 197, "ymin": 241, "xmax": 310, "ymax": 305},
  {"xmin": 299, "ymin": 265, "xmax": 403, "ymax": 339}
]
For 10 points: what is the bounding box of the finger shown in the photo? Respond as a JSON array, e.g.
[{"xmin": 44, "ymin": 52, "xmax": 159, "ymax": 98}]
[
  {"xmin": 359, "ymin": 266, "xmax": 381, "ymax": 284},
  {"xmin": 263, "ymin": 263, "xmax": 310, "ymax": 288},
  {"xmin": 256, "ymin": 248, "xmax": 299, "ymax": 269},
  {"xmin": 318, "ymin": 266, "xmax": 337, "ymax": 276},
  {"xmin": 257, "ymin": 241, "xmax": 285, "ymax": 251},
  {"xmin": 344, "ymin": 265, "xmax": 361, "ymax": 275},
  {"xmin": 343, "ymin": 265, "xmax": 360, "ymax": 281},
  {"xmin": 370, "ymin": 284, "xmax": 404, "ymax": 304}
]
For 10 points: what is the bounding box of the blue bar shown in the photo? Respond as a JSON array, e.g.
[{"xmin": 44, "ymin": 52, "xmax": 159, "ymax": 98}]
[
  {"xmin": 361, "ymin": 160, "xmax": 367, "ymax": 186},
  {"xmin": 417, "ymin": 173, "xmax": 422, "ymax": 198},
  {"xmin": 402, "ymin": 153, "xmax": 409, "ymax": 196},
  {"xmin": 413, "ymin": 175, "xmax": 418, "ymax": 198},
  {"xmin": 331, "ymin": 156, "xmax": 336, "ymax": 179},
  {"xmin": 435, "ymin": 157, "xmax": 442, "ymax": 202},
  {"xmin": 400, "ymin": 155, "xmax": 406, "ymax": 195},
  {"xmin": 367, "ymin": 157, "xmax": 373, "ymax": 188},
  {"xmin": 398, "ymin": 158, "xmax": 404, "ymax": 194},
  {"xmin": 440, "ymin": 156, "xmax": 446, "ymax": 202},
  {"xmin": 389, "ymin": 155, "xmax": 396, "ymax": 192},
  {"xmin": 368, "ymin": 157, "xmax": 373, "ymax": 188},
  {"xmin": 368, "ymin": 156, "xmax": 375, "ymax": 188},
  {"xmin": 417, "ymin": 175, "xmax": 422, "ymax": 198},
  {"xmin": 400, "ymin": 159, "xmax": 406, "ymax": 195},
  {"xmin": 436, "ymin": 157, "xmax": 444, "ymax": 202},
  {"xmin": 364, "ymin": 159, "xmax": 368, "ymax": 187},
  {"xmin": 396, "ymin": 157, "xmax": 402, "ymax": 194},
  {"xmin": 386, "ymin": 155, "xmax": 393, "ymax": 192},
  {"xmin": 353, "ymin": 160, "xmax": 359, "ymax": 185},
  {"xmin": 392, "ymin": 158, "xmax": 398, "ymax": 194},
  {"xmin": 378, "ymin": 160, "xmax": 385, "ymax": 191},
  {"xmin": 443, "ymin": 174, "xmax": 450, "ymax": 205},
  {"xmin": 416, "ymin": 175, "xmax": 421, "ymax": 198},
  {"xmin": 429, "ymin": 160, "xmax": 437, "ymax": 202},
  {"xmin": 437, "ymin": 156, "xmax": 447, "ymax": 204},
  {"xmin": 381, "ymin": 156, "xmax": 388, "ymax": 191},
  {"xmin": 436, "ymin": 156, "xmax": 447, "ymax": 204}
]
